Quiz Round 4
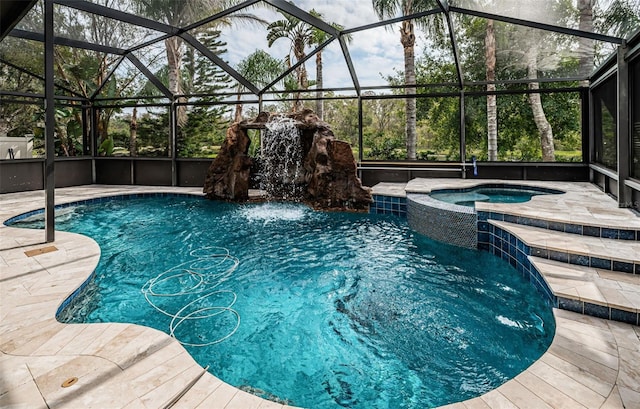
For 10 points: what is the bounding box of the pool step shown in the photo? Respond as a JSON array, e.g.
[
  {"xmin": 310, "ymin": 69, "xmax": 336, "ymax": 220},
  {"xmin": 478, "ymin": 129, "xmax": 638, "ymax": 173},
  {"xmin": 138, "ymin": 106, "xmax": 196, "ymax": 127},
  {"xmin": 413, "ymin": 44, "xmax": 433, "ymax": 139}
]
[
  {"xmin": 488, "ymin": 220, "xmax": 640, "ymax": 275},
  {"xmin": 530, "ymin": 257, "xmax": 640, "ymax": 325},
  {"xmin": 477, "ymin": 210, "xmax": 640, "ymax": 241}
]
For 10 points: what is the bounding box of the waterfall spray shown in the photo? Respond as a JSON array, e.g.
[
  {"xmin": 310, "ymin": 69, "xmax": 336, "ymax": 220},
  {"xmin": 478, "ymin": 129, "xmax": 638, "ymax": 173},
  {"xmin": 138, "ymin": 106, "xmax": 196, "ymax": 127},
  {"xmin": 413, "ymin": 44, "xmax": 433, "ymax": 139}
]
[{"xmin": 261, "ymin": 115, "xmax": 305, "ymax": 200}]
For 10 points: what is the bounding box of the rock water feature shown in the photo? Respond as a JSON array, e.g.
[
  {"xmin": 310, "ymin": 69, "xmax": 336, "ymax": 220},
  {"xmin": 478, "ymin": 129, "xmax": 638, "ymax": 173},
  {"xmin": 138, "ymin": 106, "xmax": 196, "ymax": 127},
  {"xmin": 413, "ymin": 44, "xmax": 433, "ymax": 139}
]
[{"xmin": 203, "ymin": 109, "xmax": 372, "ymax": 211}]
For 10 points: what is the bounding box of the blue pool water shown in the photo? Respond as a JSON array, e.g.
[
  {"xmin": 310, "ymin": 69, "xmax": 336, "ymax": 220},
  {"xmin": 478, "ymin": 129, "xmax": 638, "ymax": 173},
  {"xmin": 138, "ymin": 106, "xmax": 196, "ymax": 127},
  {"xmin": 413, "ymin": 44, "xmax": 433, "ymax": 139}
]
[
  {"xmin": 430, "ymin": 185, "xmax": 562, "ymax": 207},
  {"xmin": 10, "ymin": 196, "xmax": 555, "ymax": 408}
]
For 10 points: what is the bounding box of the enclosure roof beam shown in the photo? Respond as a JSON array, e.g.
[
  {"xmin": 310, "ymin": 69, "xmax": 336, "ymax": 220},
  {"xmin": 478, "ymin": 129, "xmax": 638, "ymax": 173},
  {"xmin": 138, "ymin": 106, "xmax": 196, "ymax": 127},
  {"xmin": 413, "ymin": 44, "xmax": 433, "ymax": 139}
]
[
  {"xmin": 258, "ymin": 0, "xmax": 365, "ymax": 94},
  {"xmin": 338, "ymin": 35, "xmax": 360, "ymax": 95},
  {"xmin": 0, "ymin": 57, "xmax": 84, "ymax": 98},
  {"xmin": 264, "ymin": 0, "xmax": 339, "ymax": 36},
  {"xmin": 126, "ymin": 53, "xmax": 172, "ymax": 100},
  {"xmin": 126, "ymin": 33, "xmax": 174, "ymax": 54},
  {"xmin": 343, "ymin": 8, "xmax": 441, "ymax": 35},
  {"xmin": 89, "ymin": 55, "xmax": 126, "ymax": 101},
  {"xmin": 54, "ymin": 0, "xmax": 180, "ymax": 36},
  {"xmin": 55, "ymin": 0, "xmax": 280, "ymax": 99},
  {"xmin": 181, "ymin": 0, "xmax": 262, "ymax": 33},
  {"xmin": 9, "ymin": 28, "xmax": 126, "ymax": 55},
  {"xmin": 0, "ymin": 0, "xmax": 37, "ymax": 41},
  {"xmin": 450, "ymin": 6, "xmax": 624, "ymax": 44},
  {"xmin": 261, "ymin": 38, "xmax": 335, "ymax": 95},
  {"xmin": 180, "ymin": 32, "xmax": 259, "ymax": 95},
  {"xmin": 436, "ymin": 0, "xmax": 464, "ymax": 89},
  {"xmin": 53, "ymin": 0, "xmax": 184, "ymax": 59}
]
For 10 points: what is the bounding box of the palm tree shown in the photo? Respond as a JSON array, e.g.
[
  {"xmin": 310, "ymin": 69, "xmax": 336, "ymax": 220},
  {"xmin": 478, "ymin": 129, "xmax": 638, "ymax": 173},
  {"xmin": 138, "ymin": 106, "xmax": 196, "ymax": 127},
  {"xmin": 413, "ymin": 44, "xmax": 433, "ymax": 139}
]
[
  {"xmin": 372, "ymin": 0, "xmax": 442, "ymax": 160},
  {"xmin": 577, "ymin": 0, "xmax": 594, "ymax": 86},
  {"xmin": 234, "ymin": 50, "xmax": 287, "ymax": 122},
  {"xmin": 307, "ymin": 10, "xmax": 349, "ymax": 120},
  {"xmin": 597, "ymin": 0, "xmax": 640, "ymax": 39},
  {"xmin": 577, "ymin": 0, "xmax": 640, "ymax": 83},
  {"xmin": 267, "ymin": 12, "xmax": 315, "ymax": 111},
  {"xmin": 485, "ymin": 18, "xmax": 497, "ymax": 161},
  {"xmin": 135, "ymin": 1, "xmax": 205, "ymax": 126},
  {"xmin": 135, "ymin": 0, "xmax": 264, "ymax": 126},
  {"xmin": 524, "ymin": 28, "xmax": 555, "ymax": 161}
]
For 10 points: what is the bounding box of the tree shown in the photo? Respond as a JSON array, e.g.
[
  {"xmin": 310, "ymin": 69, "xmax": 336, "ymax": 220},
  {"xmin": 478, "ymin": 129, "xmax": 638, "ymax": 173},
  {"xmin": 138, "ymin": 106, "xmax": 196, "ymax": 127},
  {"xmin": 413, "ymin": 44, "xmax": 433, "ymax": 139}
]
[
  {"xmin": 372, "ymin": 0, "xmax": 443, "ymax": 160},
  {"xmin": 485, "ymin": 19, "xmax": 497, "ymax": 160},
  {"xmin": 577, "ymin": 0, "xmax": 594, "ymax": 86},
  {"xmin": 135, "ymin": 0, "xmax": 211, "ymax": 127},
  {"xmin": 267, "ymin": 11, "xmax": 315, "ymax": 111},
  {"xmin": 0, "ymin": 43, "xmax": 42, "ymax": 142},
  {"xmin": 179, "ymin": 27, "xmax": 233, "ymax": 157},
  {"xmin": 596, "ymin": 0, "xmax": 640, "ymax": 40},
  {"xmin": 135, "ymin": 0, "xmax": 265, "ymax": 127},
  {"xmin": 522, "ymin": 27, "xmax": 555, "ymax": 161},
  {"xmin": 51, "ymin": 2, "xmax": 143, "ymax": 152},
  {"xmin": 578, "ymin": 0, "xmax": 640, "ymax": 81},
  {"xmin": 307, "ymin": 10, "xmax": 349, "ymax": 120},
  {"xmin": 234, "ymin": 50, "xmax": 287, "ymax": 121}
]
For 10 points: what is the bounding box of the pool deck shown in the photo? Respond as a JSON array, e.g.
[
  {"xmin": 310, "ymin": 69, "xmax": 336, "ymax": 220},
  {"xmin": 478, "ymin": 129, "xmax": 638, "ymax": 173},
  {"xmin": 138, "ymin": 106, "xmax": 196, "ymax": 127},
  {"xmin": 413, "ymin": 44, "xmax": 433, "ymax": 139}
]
[{"xmin": 1, "ymin": 183, "xmax": 639, "ymax": 408}]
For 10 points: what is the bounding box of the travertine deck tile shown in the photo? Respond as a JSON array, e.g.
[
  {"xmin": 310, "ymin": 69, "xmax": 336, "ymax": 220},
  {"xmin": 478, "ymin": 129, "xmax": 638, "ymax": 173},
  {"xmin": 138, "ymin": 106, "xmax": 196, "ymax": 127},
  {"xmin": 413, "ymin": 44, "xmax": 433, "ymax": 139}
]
[
  {"xmin": 547, "ymin": 344, "xmax": 618, "ymax": 385},
  {"xmin": 498, "ymin": 380, "xmax": 554, "ymax": 409},
  {"xmin": 542, "ymin": 346, "xmax": 616, "ymax": 396},
  {"xmin": 0, "ymin": 378, "xmax": 49, "ymax": 409},
  {"xmin": 171, "ymin": 374, "xmax": 224, "ymax": 409},
  {"xmin": 601, "ymin": 386, "xmax": 626, "ymax": 409},
  {"xmin": 528, "ymin": 360, "xmax": 607, "ymax": 407},
  {"xmin": 461, "ymin": 397, "xmax": 493, "ymax": 408},
  {"xmin": 494, "ymin": 221, "xmax": 640, "ymax": 263},
  {"xmin": 533, "ymin": 258, "xmax": 640, "ymax": 313},
  {"xmin": 480, "ymin": 389, "xmax": 518, "ymax": 408},
  {"xmin": 0, "ymin": 358, "xmax": 36, "ymax": 395},
  {"xmin": 515, "ymin": 371, "xmax": 587, "ymax": 408},
  {"xmin": 617, "ymin": 386, "xmax": 640, "ymax": 408},
  {"xmin": 195, "ymin": 382, "xmax": 240, "ymax": 408},
  {"xmin": 138, "ymin": 364, "xmax": 205, "ymax": 408},
  {"xmin": 551, "ymin": 334, "xmax": 619, "ymax": 370}
]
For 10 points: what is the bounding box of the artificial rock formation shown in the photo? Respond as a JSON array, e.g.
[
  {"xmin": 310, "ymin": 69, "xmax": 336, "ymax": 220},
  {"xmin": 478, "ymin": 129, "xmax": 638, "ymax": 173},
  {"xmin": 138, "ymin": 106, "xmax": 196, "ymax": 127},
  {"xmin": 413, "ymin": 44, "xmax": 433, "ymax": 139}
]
[
  {"xmin": 203, "ymin": 109, "xmax": 373, "ymax": 211},
  {"xmin": 300, "ymin": 113, "xmax": 372, "ymax": 210},
  {"xmin": 203, "ymin": 123, "xmax": 252, "ymax": 201}
]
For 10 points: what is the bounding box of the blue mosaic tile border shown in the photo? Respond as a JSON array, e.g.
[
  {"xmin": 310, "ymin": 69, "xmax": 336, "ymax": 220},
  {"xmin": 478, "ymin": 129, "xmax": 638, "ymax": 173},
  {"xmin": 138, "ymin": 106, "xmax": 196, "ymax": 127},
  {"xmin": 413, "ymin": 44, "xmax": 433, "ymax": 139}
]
[
  {"xmin": 481, "ymin": 223, "xmax": 639, "ymax": 326},
  {"xmin": 4, "ymin": 192, "xmax": 203, "ymax": 226},
  {"xmin": 370, "ymin": 194, "xmax": 407, "ymax": 218},
  {"xmin": 55, "ymin": 270, "xmax": 96, "ymax": 318},
  {"xmin": 477, "ymin": 211, "xmax": 639, "ymax": 275},
  {"xmin": 480, "ymin": 223, "xmax": 554, "ymax": 304},
  {"xmin": 526, "ymin": 246, "xmax": 639, "ymax": 275},
  {"xmin": 477, "ymin": 210, "xmax": 640, "ymax": 242},
  {"xmin": 407, "ymin": 194, "xmax": 477, "ymax": 249}
]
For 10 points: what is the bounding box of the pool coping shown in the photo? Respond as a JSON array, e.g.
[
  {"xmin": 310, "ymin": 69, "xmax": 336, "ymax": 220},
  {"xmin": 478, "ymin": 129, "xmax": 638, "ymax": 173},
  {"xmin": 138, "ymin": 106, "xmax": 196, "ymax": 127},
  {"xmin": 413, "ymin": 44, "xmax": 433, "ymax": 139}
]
[{"xmin": 1, "ymin": 184, "xmax": 639, "ymax": 408}]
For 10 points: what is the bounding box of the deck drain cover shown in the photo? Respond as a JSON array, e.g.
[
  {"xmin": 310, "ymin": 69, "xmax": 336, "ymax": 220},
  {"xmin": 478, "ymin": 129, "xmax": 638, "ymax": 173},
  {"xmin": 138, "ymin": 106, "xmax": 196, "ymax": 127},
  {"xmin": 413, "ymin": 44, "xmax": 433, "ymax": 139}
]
[
  {"xmin": 61, "ymin": 377, "xmax": 78, "ymax": 388},
  {"xmin": 24, "ymin": 246, "xmax": 58, "ymax": 257}
]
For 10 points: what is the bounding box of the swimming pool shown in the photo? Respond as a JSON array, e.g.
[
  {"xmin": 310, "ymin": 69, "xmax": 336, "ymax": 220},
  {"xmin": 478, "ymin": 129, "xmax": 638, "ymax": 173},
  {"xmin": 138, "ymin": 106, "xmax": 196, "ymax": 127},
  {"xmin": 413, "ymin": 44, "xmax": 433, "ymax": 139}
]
[
  {"xmin": 429, "ymin": 184, "xmax": 563, "ymax": 207},
  {"xmin": 9, "ymin": 195, "xmax": 555, "ymax": 408}
]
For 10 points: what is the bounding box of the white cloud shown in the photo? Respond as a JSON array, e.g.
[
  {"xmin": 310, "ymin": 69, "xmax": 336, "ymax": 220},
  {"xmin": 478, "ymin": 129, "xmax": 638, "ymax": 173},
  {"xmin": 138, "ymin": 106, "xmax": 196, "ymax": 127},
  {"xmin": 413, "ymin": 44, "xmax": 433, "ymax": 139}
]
[
  {"xmin": 292, "ymin": 0, "xmax": 383, "ymax": 29},
  {"xmin": 214, "ymin": 1, "xmax": 407, "ymax": 89}
]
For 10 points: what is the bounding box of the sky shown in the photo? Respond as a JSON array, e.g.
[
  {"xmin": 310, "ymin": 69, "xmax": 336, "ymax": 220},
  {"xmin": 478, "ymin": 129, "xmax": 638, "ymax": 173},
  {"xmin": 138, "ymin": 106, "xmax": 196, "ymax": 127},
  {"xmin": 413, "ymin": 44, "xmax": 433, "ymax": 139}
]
[
  {"xmin": 212, "ymin": 0, "xmax": 591, "ymax": 91},
  {"xmin": 15, "ymin": 0, "xmax": 632, "ymax": 95},
  {"xmin": 216, "ymin": 0, "xmax": 410, "ymax": 90}
]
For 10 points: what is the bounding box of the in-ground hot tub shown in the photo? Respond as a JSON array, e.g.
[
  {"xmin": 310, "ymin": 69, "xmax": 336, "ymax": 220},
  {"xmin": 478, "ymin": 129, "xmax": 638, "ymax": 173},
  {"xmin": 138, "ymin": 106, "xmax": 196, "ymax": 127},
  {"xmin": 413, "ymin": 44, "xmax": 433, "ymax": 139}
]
[
  {"xmin": 407, "ymin": 183, "xmax": 563, "ymax": 248},
  {"xmin": 429, "ymin": 184, "xmax": 563, "ymax": 207}
]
